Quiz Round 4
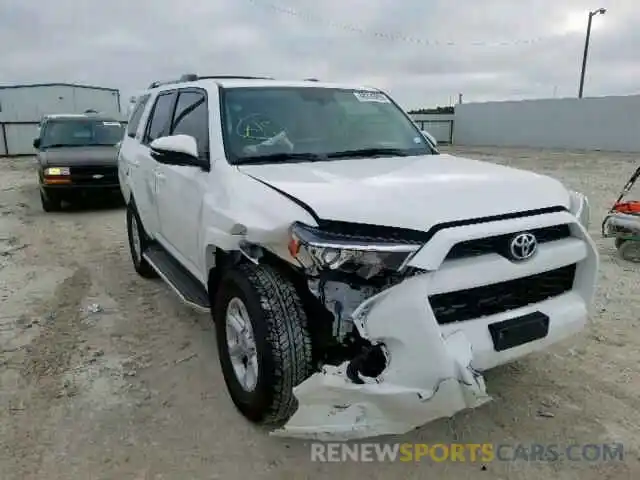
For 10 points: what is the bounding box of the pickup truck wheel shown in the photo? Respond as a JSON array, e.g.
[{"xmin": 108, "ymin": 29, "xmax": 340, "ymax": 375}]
[
  {"xmin": 40, "ymin": 191, "xmax": 61, "ymax": 212},
  {"xmin": 214, "ymin": 263, "xmax": 313, "ymax": 425},
  {"xmin": 126, "ymin": 205, "xmax": 157, "ymax": 278}
]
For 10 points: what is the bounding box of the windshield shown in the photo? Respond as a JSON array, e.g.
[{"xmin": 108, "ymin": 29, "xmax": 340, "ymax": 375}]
[
  {"xmin": 220, "ymin": 87, "xmax": 435, "ymax": 164},
  {"xmin": 40, "ymin": 119, "xmax": 124, "ymax": 148}
]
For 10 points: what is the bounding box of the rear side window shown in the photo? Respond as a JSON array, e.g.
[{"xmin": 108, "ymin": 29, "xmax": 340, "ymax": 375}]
[
  {"xmin": 126, "ymin": 94, "xmax": 150, "ymax": 138},
  {"xmin": 144, "ymin": 91, "xmax": 177, "ymax": 145},
  {"xmin": 170, "ymin": 90, "xmax": 209, "ymax": 158}
]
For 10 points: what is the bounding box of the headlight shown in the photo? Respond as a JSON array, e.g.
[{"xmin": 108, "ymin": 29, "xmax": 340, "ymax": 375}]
[
  {"xmin": 287, "ymin": 222, "xmax": 421, "ymax": 278},
  {"xmin": 569, "ymin": 190, "xmax": 590, "ymax": 228},
  {"xmin": 44, "ymin": 167, "xmax": 70, "ymax": 176}
]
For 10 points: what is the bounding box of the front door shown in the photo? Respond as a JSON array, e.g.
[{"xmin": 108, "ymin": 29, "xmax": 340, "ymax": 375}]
[{"xmin": 155, "ymin": 88, "xmax": 211, "ymax": 279}]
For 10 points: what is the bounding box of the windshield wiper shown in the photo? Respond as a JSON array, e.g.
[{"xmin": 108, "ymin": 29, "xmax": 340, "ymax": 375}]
[
  {"xmin": 237, "ymin": 152, "xmax": 327, "ymax": 165},
  {"xmin": 326, "ymin": 147, "xmax": 412, "ymax": 159}
]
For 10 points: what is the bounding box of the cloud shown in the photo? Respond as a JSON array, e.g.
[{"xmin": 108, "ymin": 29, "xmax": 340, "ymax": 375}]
[{"xmin": 0, "ymin": 0, "xmax": 637, "ymax": 109}]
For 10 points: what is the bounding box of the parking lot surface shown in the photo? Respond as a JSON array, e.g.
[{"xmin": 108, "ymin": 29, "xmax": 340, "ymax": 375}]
[{"xmin": 1, "ymin": 147, "xmax": 639, "ymax": 479}]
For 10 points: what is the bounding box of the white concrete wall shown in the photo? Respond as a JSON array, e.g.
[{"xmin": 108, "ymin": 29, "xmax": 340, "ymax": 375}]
[{"xmin": 453, "ymin": 95, "xmax": 640, "ymax": 152}]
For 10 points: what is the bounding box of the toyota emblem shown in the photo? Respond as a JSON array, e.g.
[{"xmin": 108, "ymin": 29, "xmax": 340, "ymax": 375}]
[
  {"xmin": 509, "ymin": 232, "xmax": 538, "ymax": 261},
  {"xmin": 92, "ymin": 174, "xmax": 104, "ymax": 179}
]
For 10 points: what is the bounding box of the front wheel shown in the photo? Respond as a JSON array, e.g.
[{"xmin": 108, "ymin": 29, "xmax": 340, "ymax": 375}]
[
  {"xmin": 214, "ymin": 263, "xmax": 313, "ymax": 425},
  {"xmin": 40, "ymin": 190, "xmax": 62, "ymax": 212}
]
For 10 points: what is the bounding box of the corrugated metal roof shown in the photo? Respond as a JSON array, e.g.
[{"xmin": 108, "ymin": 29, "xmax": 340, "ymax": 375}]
[{"xmin": 0, "ymin": 83, "xmax": 119, "ymax": 92}]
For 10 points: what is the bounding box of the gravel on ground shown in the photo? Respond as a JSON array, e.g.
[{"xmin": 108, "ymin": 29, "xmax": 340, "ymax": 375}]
[{"xmin": 1, "ymin": 147, "xmax": 639, "ymax": 479}]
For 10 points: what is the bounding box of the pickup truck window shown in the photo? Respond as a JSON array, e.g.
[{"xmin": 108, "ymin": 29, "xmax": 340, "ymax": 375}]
[
  {"xmin": 170, "ymin": 90, "xmax": 209, "ymax": 159},
  {"xmin": 220, "ymin": 86, "xmax": 435, "ymax": 164}
]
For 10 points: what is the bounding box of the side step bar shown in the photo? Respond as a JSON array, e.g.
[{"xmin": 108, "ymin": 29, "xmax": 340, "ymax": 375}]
[{"xmin": 143, "ymin": 244, "xmax": 210, "ymax": 312}]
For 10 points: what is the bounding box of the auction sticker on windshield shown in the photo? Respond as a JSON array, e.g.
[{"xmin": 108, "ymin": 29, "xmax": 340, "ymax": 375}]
[{"xmin": 353, "ymin": 91, "xmax": 390, "ymax": 103}]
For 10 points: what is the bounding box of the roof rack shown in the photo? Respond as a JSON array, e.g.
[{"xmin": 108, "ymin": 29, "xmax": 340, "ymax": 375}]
[{"xmin": 147, "ymin": 74, "xmax": 274, "ymax": 89}]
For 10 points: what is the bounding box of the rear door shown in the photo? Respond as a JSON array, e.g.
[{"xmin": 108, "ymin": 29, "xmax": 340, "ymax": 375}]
[
  {"xmin": 118, "ymin": 93, "xmax": 151, "ymax": 212},
  {"xmin": 136, "ymin": 90, "xmax": 177, "ymax": 238}
]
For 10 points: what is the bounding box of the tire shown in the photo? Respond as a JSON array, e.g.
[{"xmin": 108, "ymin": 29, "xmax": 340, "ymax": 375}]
[
  {"xmin": 214, "ymin": 263, "xmax": 313, "ymax": 426},
  {"xmin": 126, "ymin": 204, "xmax": 157, "ymax": 278},
  {"xmin": 40, "ymin": 190, "xmax": 62, "ymax": 212},
  {"xmin": 617, "ymin": 240, "xmax": 640, "ymax": 263}
]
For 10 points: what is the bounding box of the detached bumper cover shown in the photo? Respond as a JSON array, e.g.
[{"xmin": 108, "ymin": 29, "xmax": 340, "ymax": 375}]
[
  {"xmin": 272, "ymin": 213, "xmax": 598, "ymax": 440},
  {"xmin": 272, "ymin": 330, "xmax": 490, "ymax": 441}
]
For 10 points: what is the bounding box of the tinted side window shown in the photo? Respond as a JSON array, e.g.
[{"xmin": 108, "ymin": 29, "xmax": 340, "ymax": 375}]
[
  {"xmin": 144, "ymin": 92, "xmax": 176, "ymax": 145},
  {"xmin": 126, "ymin": 94, "xmax": 150, "ymax": 138},
  {"xmin": 170, "ymin": 90, "xmax": 209, "ymax": 158}
]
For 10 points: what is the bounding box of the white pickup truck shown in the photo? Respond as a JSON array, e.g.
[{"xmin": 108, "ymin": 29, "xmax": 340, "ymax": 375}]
[{"xmin": 118, "ymin": 74, "xmax": 599, "ymax": 440}]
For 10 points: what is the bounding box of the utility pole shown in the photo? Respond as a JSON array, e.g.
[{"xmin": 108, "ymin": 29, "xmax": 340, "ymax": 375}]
[
  {"xmin": 578, "ymin": 8, "xmax": 606, "ymax": 98},
  {"xmin": 458, "ymin": 93, "xmax": 463, "ymax": 104}
]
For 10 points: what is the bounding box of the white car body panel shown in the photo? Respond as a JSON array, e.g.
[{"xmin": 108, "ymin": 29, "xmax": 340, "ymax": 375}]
[
  {"xmin": 238, "ymin": 154, "xmax": 572, "ymax": 229},
  {"xmin": 118, "ymin": 77, "xmax": 600, "ymax": 441}
]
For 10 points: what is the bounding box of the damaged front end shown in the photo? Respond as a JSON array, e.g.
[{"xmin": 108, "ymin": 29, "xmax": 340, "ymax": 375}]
[{"xmin": 271, "ymin": 221, "xmax": 491, "ymax": 440}]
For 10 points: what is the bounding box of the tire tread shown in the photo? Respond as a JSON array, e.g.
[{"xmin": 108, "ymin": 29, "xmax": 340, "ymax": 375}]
[{"xmin": 229, "ymin": 263, "xmax": 313, "ymax": 425}]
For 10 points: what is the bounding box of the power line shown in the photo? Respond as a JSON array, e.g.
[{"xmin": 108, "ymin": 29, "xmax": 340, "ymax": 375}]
[{"xmin": 246, "ymin": 0, "xmax": 567, "ymax": 47}]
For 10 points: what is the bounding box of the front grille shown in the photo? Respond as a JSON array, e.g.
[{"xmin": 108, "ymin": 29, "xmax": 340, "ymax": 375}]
[
  {"xmin": 429, "ymin": 264, "xmax": 576, "ymax": 325},
  {"xmin": 69, "ymin": 165, "xmax": 118, "ymax": 185},
  {"xmin": 446, "ymin": 224, "xmax": 571, "ymax": 260}
]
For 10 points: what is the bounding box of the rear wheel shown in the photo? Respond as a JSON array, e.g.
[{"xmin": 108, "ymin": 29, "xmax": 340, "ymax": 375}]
[
  {"xmin": 40, "ymin": 190, "xmax": 62, "ymax": 212},
  {"xmin": 126, "ymin": 204, "xmax": 157, "ymax": 278},
  {"xmin": 214, "ymin": 263, "xmax": 313, "ymax": 425}
]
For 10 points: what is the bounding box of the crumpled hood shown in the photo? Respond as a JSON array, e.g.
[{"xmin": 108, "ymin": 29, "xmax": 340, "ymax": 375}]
[
  {"xmin": 238, "ymin": 153, "xmax": 571, "ymax": 229},
  {"xmin": 38, "ymin": 146, "xmax": 118, "ymax": 167}
]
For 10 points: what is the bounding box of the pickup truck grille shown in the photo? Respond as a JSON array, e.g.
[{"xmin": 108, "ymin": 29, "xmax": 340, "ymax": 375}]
[
  {"xmin": 445, "ymin": 224, "xmax": 571, "ymax": 260},
  {"xmin": 429, "ymin": 264, "xmax": 576, "ymax": 325},
  {"xmin": 69, "ymin": 165, "xmax": 118, "ymax": 185}
]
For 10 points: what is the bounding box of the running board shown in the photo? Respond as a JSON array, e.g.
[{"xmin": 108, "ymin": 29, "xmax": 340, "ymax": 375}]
[{"xmin": 143, "ymin": 244, "xmax": 210, "ymax": 312}]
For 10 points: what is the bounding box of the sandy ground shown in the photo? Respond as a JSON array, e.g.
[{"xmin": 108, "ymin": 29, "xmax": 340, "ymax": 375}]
[{"xmin": 0, "ymin": 146, "xmax": 639, "ymax": 480}]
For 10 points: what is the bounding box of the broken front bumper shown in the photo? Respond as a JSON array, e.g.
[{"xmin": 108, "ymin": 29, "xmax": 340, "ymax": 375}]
[{"xmin": 272, "ymin": 213, "xmax": 598, "ymax": 441}]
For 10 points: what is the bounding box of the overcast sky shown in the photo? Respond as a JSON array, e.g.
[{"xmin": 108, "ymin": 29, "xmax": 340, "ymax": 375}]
[{"xmin": 0, "ymin": 0, "xmax": 638, "ymax": 109}]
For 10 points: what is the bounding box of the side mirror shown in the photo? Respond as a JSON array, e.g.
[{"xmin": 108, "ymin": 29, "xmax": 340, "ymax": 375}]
[
  {"xmin": 33, "ymin": 138, "xmax": 41, "ymax": 149},
  {"xmin": 150, "ymin": 134, "xmax": 205, "ymax": 168},
  {"xmin": 421, "ymin": 130, "xmax": 437, "ymax": 147}
]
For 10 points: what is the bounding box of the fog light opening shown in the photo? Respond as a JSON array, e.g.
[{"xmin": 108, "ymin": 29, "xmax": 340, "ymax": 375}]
[{"xmin": 346, "ymin": 343, "xmax": 388, "ymax": 384}]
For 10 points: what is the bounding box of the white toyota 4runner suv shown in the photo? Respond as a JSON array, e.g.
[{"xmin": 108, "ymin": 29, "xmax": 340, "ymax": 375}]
[{"xmin": 118, "ymin": 74, "xmax": 599, "ymax": 440}]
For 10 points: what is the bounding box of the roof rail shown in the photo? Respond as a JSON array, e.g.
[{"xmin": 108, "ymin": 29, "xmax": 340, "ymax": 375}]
[
  {"xmin": 304, "ymin": 78, "xmax": 319, "ymax": 82},
  {"xmin": 198, "ymin": 75, "xmax": 274, "ymax": 81},
  {"xmin": 147, "ymin": 74, "xmax": 273, "ymax": 89}
]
